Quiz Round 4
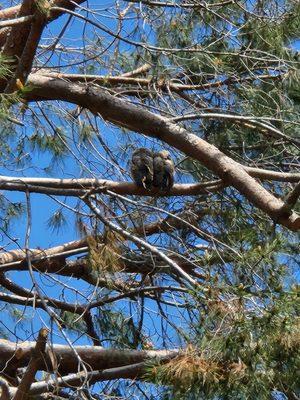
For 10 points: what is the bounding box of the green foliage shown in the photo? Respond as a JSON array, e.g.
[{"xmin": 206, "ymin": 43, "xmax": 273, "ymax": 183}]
[
  {"xmin": 151, "ymin": 290, "xmax": 300, "ymax": 399},
  {"xmin": 0, "ymin": 55, "xmax": 13, "ymax": 80},
  {"xmin": 0, "ymin": 93, "xmax": 22, "ymax": 121},
  {"xmin": 78, "ymin": 122, "xmax": 95, "ymax": 143},
  {"xmin": 96, "ymin": 307, "xmax": 143, "ymax": 349},
  {"xmin": 60, "ymin": 311, "xmax": 86, "ymax": 332},
  {"xmin": 29, "ymin": 129, "xmax": 68, "ymax": 157},
  {"xmin": 0, "ymin": 199, "xmax": 25, "ymax": 231},
  {"xmin": 47, "ymin": 209, "xmax": 67, "ymax": 233}
]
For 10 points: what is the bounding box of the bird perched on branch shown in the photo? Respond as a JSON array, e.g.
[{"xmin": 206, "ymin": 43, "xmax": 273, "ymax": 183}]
[
  {"xmin": 153, "ymin": 150, "xmax": 175, "ymax": 191},
  {"xmin": 130, "ymin": 148, "xmax": 154, "ymax": 190}
]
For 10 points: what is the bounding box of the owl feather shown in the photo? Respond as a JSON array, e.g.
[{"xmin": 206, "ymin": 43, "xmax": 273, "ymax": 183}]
[{"xmin": 130, "ymin": 148, "xmax": 154, "ymax": 190}]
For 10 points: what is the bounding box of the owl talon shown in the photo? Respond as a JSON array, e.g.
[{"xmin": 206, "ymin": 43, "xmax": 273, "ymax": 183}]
[{"xmin": 142, "ymin": 176, "xmax": 147, "ymax": 189}]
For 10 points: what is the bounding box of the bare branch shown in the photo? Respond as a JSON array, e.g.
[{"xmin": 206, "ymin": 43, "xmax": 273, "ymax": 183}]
[
  {"xmin": 0, "ymin": 15, "xmax": 34, "ymax": 29},
  {"xmin": 0, "ymin": 338, "xmax": 178, "ymax": 376},
  {"xmin": 171, "ymin": 113, "xmax": 300, "ymax": 146},
  {"xmin": 19, "ymin": 357, "xmax": 175, "ymax": 396},
  {"xmin": 121, "ymin": 63, "xmax": 152, "ymax": 77},
  {"xmin": 37, "ymin": 69, "xmax": 286, "ymax": 93},
  {"xmin": 0, "ymin": 175, "xmax": 224, "ymax": 197}
]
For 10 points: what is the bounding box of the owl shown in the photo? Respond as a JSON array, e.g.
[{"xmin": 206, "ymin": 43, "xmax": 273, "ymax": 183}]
[
  {"xmin": 153, "ymin": 150, "xmax": 175, "ymax": 191},
  {"xmin": 130, "ymin": 148, "xmax": 154, "ymax": 190}
]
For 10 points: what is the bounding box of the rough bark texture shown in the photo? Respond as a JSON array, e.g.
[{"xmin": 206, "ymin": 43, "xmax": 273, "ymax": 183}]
[{"xmin": 0, "ymin": 339, "xmax": 177, "ymax": 375}]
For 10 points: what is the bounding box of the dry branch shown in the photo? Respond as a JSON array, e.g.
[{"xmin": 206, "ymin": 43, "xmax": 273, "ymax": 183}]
[
  {"xmin": 39, "ymin": 70, "xmax": 286, "ymax": 93},
  {"xmin": 0, "ymin": 238, "xmax": 87, "ymax": 264}
]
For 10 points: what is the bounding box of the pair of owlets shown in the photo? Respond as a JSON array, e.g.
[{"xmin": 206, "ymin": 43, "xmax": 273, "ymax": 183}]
[{"xmin": 131, "ymin": 148, "xmax": 175, "ymax": 191}]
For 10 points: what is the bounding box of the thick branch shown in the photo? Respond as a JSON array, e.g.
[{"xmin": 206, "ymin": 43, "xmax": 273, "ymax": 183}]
[
  {"xmin": 10, "ymin": 357, "xmax": 173, "ymax": 397},
  {"xmin": 0, "ymin": 238, "xmax": 87, "ymax": 264},
  {"xmin": 123, "ymin": 0, "xmax": 234, "ymax": 8},
  {"xmin": 0, "ymin": 175, "xmax": 224, "ymax": 196},
  {"xmin": 0, "ymin": 0, "xmax": 87, "ymax": 90},
  {"xmin": 4, "ymin": 7, "xmax": 46, "ymax": 92},
  {"xmin": 0, "ymin": 242, "xmax": 202, "ymax": 287},
  {"xmin": 0, "ymin": 338, "xmax": 178, "ymax": 375},
  {"xmin": 0, "ymin": 377, "xmax": 11, "ymax": 400},
  {"xmin": 0, "ymin": 0, "xmax": 34, "ymax": 72},
  {"xmin": 25, "ymin": 75, "xmax": 300, "ymax": 231}
]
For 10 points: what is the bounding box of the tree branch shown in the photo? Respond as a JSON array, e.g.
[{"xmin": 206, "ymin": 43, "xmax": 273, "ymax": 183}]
[
  {"xmin": 0, "ymin": 0, "xmax": 34, "ymax": 88},
  {"xmin": 15, "ymin": 357, "xmax": 173, "ymax": 396},
  {"xmin": 0, "ymin": 338, "xmax": 178, "ymax": 376},
  {"xmin": 4, "ymin": 5, "xmax": 47, "ymax": 93},
  {"xmin": 0, "ymin": 15, "xmax": 34, "ymax": 29},
  {"xmin": 13, "ymin": 328, "xmax": 48, "ymax": 400},
  {"xmin": 37, "ymin": 71, "xmax": 285, "ymax": 92},
  {"xmin": 280, "ymin": 180, "xmax": 300, "ymax": 214},
  {"xmin": 25, "ymin": 75, "xmax": 300, "ymax": 231},
  {"xmin": 0, "ymin": 175, "xmax": 224, "ymax": 197}
]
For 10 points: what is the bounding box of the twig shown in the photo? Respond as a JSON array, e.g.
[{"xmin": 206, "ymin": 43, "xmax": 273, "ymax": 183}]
[
  {"xmin": 121, "ymin": 63, "xmax": 151, "ymax": 77},
  {"xmin": 170, "ymin": 113, "xmax": 300, "ymax": 147}
]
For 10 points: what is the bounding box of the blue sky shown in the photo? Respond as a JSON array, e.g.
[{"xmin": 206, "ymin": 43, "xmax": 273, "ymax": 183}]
[{"xmin": 0, "ymin": 0, "xmax": 299, "ymax": 358}]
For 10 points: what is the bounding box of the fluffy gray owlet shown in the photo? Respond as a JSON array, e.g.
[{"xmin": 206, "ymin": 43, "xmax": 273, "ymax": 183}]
[
  {"xmin": 130, "ymin": 148, "xmax": 154, "ymax": 190},
  {"xmin": 153, "ymin": 150, "xmax": 175, "ymax": 191}
]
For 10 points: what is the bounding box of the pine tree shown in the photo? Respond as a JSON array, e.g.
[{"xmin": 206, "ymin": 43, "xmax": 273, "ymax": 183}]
[{"xmin": 0, "ymin": 0, "xmax": 298, "ymax": 399}]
